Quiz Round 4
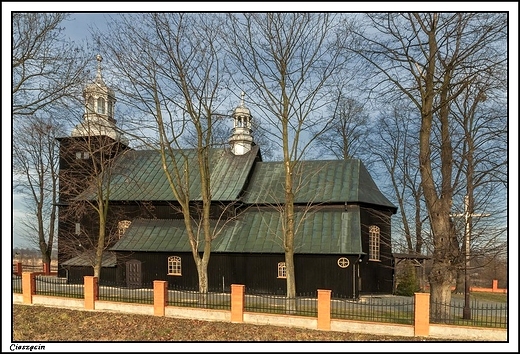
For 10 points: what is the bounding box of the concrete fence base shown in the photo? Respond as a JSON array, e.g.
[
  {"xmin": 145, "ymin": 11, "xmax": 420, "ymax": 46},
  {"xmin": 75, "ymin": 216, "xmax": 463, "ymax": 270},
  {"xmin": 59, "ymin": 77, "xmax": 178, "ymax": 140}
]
[{"xmin": 15, "ymin": 274, "xmax": 507, "ymax": 341}]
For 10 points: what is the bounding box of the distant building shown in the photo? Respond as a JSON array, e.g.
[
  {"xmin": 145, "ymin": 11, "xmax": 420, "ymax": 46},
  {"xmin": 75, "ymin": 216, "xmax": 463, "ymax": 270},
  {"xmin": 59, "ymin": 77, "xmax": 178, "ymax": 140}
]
[{"xmin": 57, "ymin": 56, "xmax": 397, "ymax": 298}]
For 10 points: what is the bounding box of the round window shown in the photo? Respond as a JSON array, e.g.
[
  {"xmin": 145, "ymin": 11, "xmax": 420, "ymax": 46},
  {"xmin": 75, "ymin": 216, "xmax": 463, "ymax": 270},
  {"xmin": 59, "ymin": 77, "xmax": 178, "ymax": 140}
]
[{"xmin": 337, "ymin": 257, "xmax": 350, "ymax": 268}]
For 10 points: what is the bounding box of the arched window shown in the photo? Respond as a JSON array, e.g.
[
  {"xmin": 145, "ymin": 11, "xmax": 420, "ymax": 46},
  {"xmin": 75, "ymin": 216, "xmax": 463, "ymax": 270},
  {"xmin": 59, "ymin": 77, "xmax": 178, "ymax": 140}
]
[
  {"xmin": 97, "ymin": 97, "xmax": 106, "ymax": 114},
  {"xmin": 369, "ymin": 225, "xmax": 380, "ymax": 261},
  {"xmin": 168, "ymin": 256, "xmax": 182, "ymax": 276},
  {"xmin": 87, "ymin": 97, "xmax": 94, "ymax": 113},
  {"xmin": 277, "ymin": 262, "xmax": 286, "ymax": 278},
  {"xmin": 118, "ymin": 220, "xmax": 131, "ymax": 239}
]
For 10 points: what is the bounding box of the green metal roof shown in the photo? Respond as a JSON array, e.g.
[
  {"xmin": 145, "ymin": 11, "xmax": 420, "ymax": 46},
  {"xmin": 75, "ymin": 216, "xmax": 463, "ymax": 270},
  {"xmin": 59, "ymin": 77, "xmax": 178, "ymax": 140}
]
[
  {"xmin": 62, "ymin": 251, "xmax": 117, "ymax": 267},
  {"xmin": 99, "ymin": 146, "xmax": 260, "ymax": 201},
  {"xmin": 241, "ymin": 159, "xmax": 397, "ymax": 210},
  {"xmin": 110, "ymin": 208, "xmax": 363, "ymax": 255},
  {"xmin": 79, "ymin": 147, "xmax": 396, "ymax": 212}
]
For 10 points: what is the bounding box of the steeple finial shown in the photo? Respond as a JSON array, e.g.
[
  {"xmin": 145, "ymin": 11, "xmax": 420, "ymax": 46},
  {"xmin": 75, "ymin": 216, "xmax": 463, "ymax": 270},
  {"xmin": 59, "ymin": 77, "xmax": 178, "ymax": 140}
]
[
  {"xmin": 96, "ymin": 54, "xmax": 103, "ymax": 82},
  {"xmin": 240, "ymin": 91, "xmax": 245, "ymax": 107}
]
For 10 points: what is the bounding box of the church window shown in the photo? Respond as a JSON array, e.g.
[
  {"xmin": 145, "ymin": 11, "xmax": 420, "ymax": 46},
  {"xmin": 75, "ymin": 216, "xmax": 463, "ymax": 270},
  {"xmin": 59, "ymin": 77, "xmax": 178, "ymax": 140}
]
[
  {"xmin": 87, "ymin": 97, "xmax": 94, "ymax": 113},
  {"xmin": 118, "ymin": 220, "xmax": 131, "ymax": 239},
  {"xmin": 76, "ymin": 151, "xmax": 90, "ymax": 159},
  {"xmin": 369, "ymin": 225, "xmax": 380, "ymax": 261},
  {"xmin": 75, "ymin": 222, "xmax": 81, "ymax": 235},
  {"xmin": 277, "ymin": 262, "xmax": 286, "ymax": 278},
  {"xmin": 168, "ymin": 256, "xmax": 182, "ymax": 276},
  {"xmin": 97, "ymin": 97, "xmax": 106, "ymax": 114}
]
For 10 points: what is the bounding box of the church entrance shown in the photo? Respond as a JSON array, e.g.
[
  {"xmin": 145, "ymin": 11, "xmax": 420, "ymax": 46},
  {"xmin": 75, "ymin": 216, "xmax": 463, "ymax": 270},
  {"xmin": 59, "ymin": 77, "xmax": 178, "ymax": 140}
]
[{"xmin": 125, "ymin": 259, "xmax": 142, "ymax": 288}]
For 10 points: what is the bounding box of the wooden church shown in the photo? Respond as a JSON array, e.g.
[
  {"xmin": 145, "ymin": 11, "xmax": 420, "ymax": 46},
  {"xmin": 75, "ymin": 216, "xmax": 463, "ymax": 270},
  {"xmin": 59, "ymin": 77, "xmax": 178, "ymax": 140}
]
[{"xmin": 57, "ymin": 56, "xmax": 398, "ymax": 298}]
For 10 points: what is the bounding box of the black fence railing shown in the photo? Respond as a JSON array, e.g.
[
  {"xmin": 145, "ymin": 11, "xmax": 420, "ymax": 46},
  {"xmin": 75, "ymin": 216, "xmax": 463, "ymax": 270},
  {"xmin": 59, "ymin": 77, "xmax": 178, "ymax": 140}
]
[
  {"xmin": 430, "ymin": 299, "xmax": 507, "ymax": 329},
  {"xmin": 98, "ymin": 281, "xmax": 154, "ymax": 304},
  {"xmin": 12, "ymin": 275, "xmax": 22, "ymax": 294},
  {"xmin": 12, "ymin": 276, "xmax": 507, "ymax": 330},
  {"xmin": 244, "ymin": 291, "xmax": 318, "ymax": 317},
  {"xmin": 34, "ymin": 275, "xmax": 84, "ymax": 299},
  {"xmin": 167, "ymin": 285, "xmax": 231, "ymax": 310},
  {"xmin": 331, "ymin": 294, "xmax": 414, "ymax": 325}
]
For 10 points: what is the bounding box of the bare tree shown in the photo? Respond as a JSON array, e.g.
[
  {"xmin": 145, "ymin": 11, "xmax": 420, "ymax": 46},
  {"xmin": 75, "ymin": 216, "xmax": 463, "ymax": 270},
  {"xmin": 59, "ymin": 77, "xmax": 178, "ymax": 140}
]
[
  {"xmin": 12, "ymin": 12, "xmax": 88, "ymax": 117},
  {"xmin": 369, "ymin": 104, "xmax": 426, "ymax": 255},
  {"xmin": 13, "ymin": 115, "xmax": 65, "ymax": 272},
  {"xmin": 97, "ymin": 13, "xmax": 235, "ymax": 293},
  {"xmin": 225, "ymin": 13, "xmax": 352, "ymax": 305},
  {"xmin": 450, "ymin": 74, "xmax": 507, "ymax": 295},
  {"xmin": 59, "ymin": 130, "xmax": 129, "ymax": 279},
  {"xmin": 353, "ymin": 13, "xmax": 507, "ymax": 318},
  {"xmin": 313, "ymin": 92, "xmax": 370, "ymax": 160},
  {"xmin": 12, "ymin": 12, "xmax": 89, "ymax": 268}
]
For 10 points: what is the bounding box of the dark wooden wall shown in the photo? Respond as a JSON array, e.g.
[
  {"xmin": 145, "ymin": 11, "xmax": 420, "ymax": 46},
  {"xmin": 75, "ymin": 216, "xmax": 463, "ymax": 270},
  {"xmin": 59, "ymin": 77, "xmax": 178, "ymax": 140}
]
[{"xmin": 97, "ymin": 252, "xmax": 360, "ymax": 297}]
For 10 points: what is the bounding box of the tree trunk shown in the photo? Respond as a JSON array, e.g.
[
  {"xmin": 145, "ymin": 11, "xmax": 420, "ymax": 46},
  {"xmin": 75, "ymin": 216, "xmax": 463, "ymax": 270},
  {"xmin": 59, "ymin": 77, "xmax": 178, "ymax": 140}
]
[
  {"xmin": 285, "ymin": 248, "xmax": 296, "ymax": 314},
  {"xmin": 94, "ymin": 216, "xmax": 106, "ymax": 279},
  {"xmin": 196, "ymin": 259, "xmax": 209, "ymax": 307},
  {"xmin": 454, "ymin": 268, "xmax": 464, "ymax": 294},
  {"xmin": 429, "ymin": 271, "xmax": 453, "ymax": 322}
]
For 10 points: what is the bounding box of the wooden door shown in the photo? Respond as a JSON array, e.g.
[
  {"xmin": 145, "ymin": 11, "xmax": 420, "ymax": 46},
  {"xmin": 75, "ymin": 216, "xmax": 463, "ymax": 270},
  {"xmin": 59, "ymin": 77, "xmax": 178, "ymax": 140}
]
[{"xmin": 126, "ymin": 259, "xmax": 142, "ymax": 288}]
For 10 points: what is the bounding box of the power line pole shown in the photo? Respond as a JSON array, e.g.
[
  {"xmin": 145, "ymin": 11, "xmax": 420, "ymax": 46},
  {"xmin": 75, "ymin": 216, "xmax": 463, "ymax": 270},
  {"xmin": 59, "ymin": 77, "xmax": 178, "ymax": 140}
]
[{"xmin": 451, "ymin": 195, "xmax": 490, "ymax": 320}]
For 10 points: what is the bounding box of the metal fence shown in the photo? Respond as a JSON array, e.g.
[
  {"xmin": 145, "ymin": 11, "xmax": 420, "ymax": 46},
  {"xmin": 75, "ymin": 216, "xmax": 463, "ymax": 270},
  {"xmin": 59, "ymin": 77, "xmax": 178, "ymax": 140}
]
[
  {"xmin": 167, "ymin": 285, "xmax": 231, "ymax": 310},
  {"xmin": 244, "ymin": 291, "xmax": 318, "ymax": 317},
  {"xmin": 331, "ymin": 294, "xmax": 414, "ymax": 325},
  {"xmin": 12, "ymin": 276, "xmax": 507, "ymax": 329},
  {"xmin": 12, "ymin": 275, "xmax": 22, "ymax": 294},
  {"xmin": 98, "ymin": 281, "xmax": 154, "ymax": 304},
  {"xmin": 34, "ymin": 275, "xmax": 84, "ymax": 299},
  {"xmin": 430, "ymin": 299, "xmax": 507, "ymax": 328}
]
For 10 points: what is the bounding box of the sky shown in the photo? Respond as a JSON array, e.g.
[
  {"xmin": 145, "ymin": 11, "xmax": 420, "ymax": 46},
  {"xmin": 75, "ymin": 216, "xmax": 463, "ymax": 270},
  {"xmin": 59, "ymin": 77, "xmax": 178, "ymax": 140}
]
[
  {"xmin": 5, "ymin": 4, "xmax": 518, "ymax": 250},
  {"xmin": 5, "ymin": 2, "xmax": 518, "ymax": 246},
  {"xmin": 3, "ymin": 3, "xmax": 519, "ymax": 353}
]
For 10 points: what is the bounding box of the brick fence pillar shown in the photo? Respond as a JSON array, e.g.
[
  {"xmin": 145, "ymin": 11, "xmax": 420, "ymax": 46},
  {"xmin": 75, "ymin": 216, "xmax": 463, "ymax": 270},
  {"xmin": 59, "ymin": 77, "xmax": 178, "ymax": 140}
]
[
  {"xmin": 414, "ymin": 292, "xmax": 430, "ymax": 337},
  {"xmin": 492, "ymin": 279, "xmax": 498, "ymax": 292},
  {"xmin": 15, "ymin": 262, "xmax": 23, "ymax": 276},
  {"xmin": 84, "ymin": 276, "xmax": 98, "ymax": 310},
  {"xmin": 317, "ymin": 289, "xmax": 331, "ymax": 330},
  {"xmin": 22, "ymin": 272, "xmax": 36, "ymax": 304},
  {"xmin": 43, "ymin": 262, "xmax": 51, "ymax": 275},
  {"xmin": 154, "ymin": 280, "xmax": 168, "ymax": 316},
  {"xmin": 231, "ymin": 284, "xmax": 245, "ymax": 323}
]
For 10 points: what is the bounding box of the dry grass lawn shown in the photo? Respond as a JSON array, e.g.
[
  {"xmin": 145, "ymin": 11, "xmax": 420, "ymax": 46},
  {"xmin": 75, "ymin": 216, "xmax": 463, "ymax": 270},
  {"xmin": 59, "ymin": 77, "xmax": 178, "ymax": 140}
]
[{"xmin": 12, "ymin": 304, "xmax": 443, "ymax": 342}]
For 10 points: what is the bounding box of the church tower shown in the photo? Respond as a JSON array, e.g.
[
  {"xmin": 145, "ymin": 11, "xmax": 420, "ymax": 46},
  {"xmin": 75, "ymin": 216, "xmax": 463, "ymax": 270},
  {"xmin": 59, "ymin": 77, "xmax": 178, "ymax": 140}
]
[
  {"xmin": 229, "ymin": 92, "xmax": 255, "ymax": 155},
  {"xmin": 57, "ymin": 55, "xmax": 129, "ymax": 277}
]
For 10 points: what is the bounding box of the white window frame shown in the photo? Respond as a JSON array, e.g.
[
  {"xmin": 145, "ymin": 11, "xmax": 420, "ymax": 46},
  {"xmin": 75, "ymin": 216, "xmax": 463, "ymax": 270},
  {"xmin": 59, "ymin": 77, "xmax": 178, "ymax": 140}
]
[
  {"xmin": 97, "ymin": 97, "xmax": 106, "ymax": 114},
  {"xmin": 118, "ymin": 220, "xmax": 131, "ymax": 239},
  {"xmin": 277, "ymin": 262, "xmax": 287, "ymax": 278},
  {"xmin": 87, "ymin": 96, "xmax": 95, "ymax": 113},
  {"xmin": 75, "ymin": 151, "xmax": 90, "ymax": 160},
  {"xmin": 369, "ymin": 225, "xmax": 380, "ymax": 261},
  {"xmin": 168, "ymin": 256, "xmax": 182, "ymax": 276}
]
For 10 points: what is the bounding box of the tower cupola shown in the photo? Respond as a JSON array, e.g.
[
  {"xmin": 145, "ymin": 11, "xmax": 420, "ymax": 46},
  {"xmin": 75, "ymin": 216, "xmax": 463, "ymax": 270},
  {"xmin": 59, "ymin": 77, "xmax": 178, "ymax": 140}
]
[
  {"xmin": 71, "ymin": 55, "xmax": 127, "ymax": 145},
  {"xmin": 229, "ymin": 92, "xmax": 254, "ymax": 155}
]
